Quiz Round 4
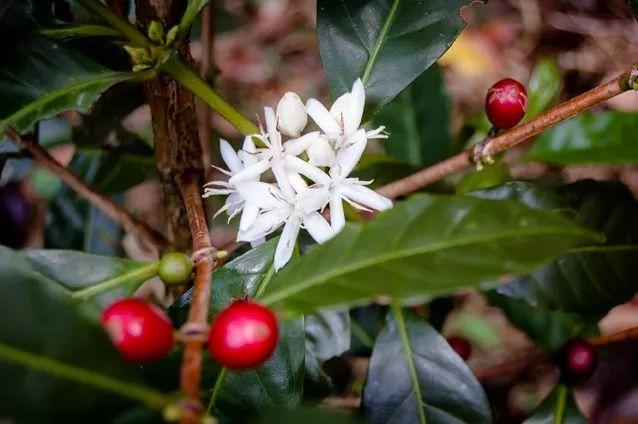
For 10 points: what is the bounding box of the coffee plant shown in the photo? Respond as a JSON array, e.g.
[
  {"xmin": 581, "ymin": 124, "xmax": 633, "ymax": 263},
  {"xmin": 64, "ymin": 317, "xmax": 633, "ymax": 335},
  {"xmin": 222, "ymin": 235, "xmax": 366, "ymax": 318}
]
[{"xmin": 1, "ymin": 0, "xmax": 637, "ymax": 423}]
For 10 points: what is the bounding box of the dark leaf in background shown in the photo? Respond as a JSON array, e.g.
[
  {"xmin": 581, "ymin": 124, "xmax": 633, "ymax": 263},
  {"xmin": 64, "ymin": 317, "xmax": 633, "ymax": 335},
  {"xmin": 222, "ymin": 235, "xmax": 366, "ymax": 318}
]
[
  {"xmin": 254, "ymin": 406, "xmax": 364, "ymax": 424},
  {"xmin": 170, "ymin": 240, "xmax": 305, "ymax": 422},
  {"xmin": 305, "ymin": 310, "xmax": 351, "ymax": 389},
  {"xmin": 363, "ymin": 309, "xmax": 492, "ymax": 423},
  {"xmin": 485, "ymin": 291, "xmax": 598, "ymax": 350},
  {"xmin": 353, "ymin": 154, "xmax": 420, "ymax": 189},
  {"xmin": 0, "ymin": 246, "xmax": 154, "ymax": 422},
  {"xmin": 260, "ymin": 194, "xmax": 600, "ymax": 316},
  {"xmin": 0, "ymin": 34, "xmax": 138, "ymax": 135},
  {"xmin": 627, "ymin": 0, "xmax": 638, "ymax": 18},
  {"xmin": 456, "ymin": 162, "xmax": 510, "ymax": 194},
  {"xmin": 478, "ymin": 181, "xmax": 638, "ymax": 315},
  {"xmin": 317, "ymin": 0, "xmax": 476, "ymax": 117},
  {"xmin": 523, "ymin": 385, "xmax": 587, "ymax": 424},
  {"xmin": 373, "ymin": 65, "xmax": 452, "ymax": 166},
  {"xmin": 0, "ymin": 182, "xmax": 30, "ymax": 248},
  {"xmin": 525, "ymin": 111, "xmax": 638, "ymax": 165}
]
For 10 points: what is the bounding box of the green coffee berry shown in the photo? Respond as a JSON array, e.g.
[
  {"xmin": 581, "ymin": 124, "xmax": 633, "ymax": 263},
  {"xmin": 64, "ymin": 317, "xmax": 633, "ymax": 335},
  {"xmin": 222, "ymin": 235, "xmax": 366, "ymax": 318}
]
[{"xmin": 158, "ymin": 252, "xmax": 193, "ymax": 286}]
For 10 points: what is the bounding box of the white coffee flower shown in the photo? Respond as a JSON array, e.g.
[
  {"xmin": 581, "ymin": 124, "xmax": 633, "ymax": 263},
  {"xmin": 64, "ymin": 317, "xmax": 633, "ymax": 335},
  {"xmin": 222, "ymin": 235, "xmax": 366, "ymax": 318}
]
[
  {"xmin": 235, "ymin": 181, "xmax": 333, "ymax": 270},
  {"xmin": 276, "ymin": 92, "xmax": 307, "ymax": 137},
  {"xmin": 203, "ymin": 78, "xmax": 393, "ymax": 271}
]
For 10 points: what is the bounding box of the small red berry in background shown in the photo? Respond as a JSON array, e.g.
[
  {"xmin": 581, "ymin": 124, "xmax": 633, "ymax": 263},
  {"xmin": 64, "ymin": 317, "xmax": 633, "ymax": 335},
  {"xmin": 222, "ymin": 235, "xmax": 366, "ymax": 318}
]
[
  {"xmin": 447, "ymin": 336, "xmax": 472, "ymax": 361},
  {"xmin": 101, "ymin": 299, "xmax": 174, "ymax": 362},
  {"xmin": 556, "ymin": 338, "xmax": 598, "ymax": 384},
  {"xmin": 208, "ymin": 300, "xmax": 279, "ymax": 370},
  {"xmin": 485, "ymin": 78, "xmax": 528, "ymax": 129}
]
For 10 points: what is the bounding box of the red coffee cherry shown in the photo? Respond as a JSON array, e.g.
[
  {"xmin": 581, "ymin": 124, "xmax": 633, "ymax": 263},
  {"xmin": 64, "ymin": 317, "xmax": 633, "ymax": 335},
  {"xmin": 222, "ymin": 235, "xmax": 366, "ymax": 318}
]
[
  {"xmin": 447, "ymin": 336, "xmax": 472, "ymax": 361},
  {"xmin": 485, "ymin": 78, "xmax": 528, "ymax": 129},
  {"xmin": 556, "ymin": 338, "xmax": 598, "ymax": 384},
  {"xmin": 101, "ymin": 299, "xmax": 174, "ymax": 362},
  {"xmin": 208, "ymin": 300, "xmax": 279, "ymax": 370}
]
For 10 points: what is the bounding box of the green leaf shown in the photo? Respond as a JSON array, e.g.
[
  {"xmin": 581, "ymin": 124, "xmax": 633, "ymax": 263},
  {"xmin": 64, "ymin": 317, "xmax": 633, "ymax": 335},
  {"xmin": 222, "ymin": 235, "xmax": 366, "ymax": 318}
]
[
  {"xmin": 260, "ymin": 193, "xmax": 601, "ymax": 316},
  {"xmin": 523, "ymin": 385, "xmax": 587, "ymax": 424},
  {"xmin": 0, "ymin": 34, "xmax": 143, "ymax": 135},
  {"xmin": 170, "ymin": 239, "xmax": 305, "ymax": 419},
  {"xmin": 17, "ymin": 249, "xmax": 157, "ymax": 307},
  {"xmin": 317, "ymin": 0, "xmax": 475, "ymax": 117},
  {"xmin": 456, "ymin": 162, "xmax": 510, "ymax": 194},
  {"xmin": 373, "ymin": 65, "xmax": 451, "ymax": 166},
  {"xmin": 363, "ymin": 306, "xmax": 492, "ymax": 423},
  {"xmin": 0, "ymin": 246, "xmax": 168, "ymax": 421},
  {"xmin": 526, "ymin": 59, "xmax": 562, "ymax": 120},
  {"xmin": 255, "ymin": 406, "xmax": 364, "ymax": 424},
  {"xmin": 525, "ymin": 111, "xmax": 638, "ymax": 165},
  {"xmin": 485, "ymin": 291, "xmax": 598, "ymax": 350},
  {"xmin": 305, "ymin": 310, "xmax": 351, "ymax": 386},
  {"xmin": 478, "ymin": 181, "xmax": 638, "ymax": 315}
]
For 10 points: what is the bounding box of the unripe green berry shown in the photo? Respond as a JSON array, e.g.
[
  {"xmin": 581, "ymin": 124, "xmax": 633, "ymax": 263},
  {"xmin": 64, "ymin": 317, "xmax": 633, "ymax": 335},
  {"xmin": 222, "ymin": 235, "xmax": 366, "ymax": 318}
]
[{"xmin": 159, "ymin": 252, "xmax": 193, "ymax": 286}]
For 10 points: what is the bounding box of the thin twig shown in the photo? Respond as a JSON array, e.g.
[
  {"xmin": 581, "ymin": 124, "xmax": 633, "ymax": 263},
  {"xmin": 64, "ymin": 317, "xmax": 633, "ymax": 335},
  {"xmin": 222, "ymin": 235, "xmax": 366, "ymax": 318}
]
[
  {"xmin": 7, "ymin": 129, "xmax": 168, "ymax": 253},
  {"xmin": 475, "ymin": 325, "xmax": 638, "ymax": 382},
  {"xmin": 377, "ymin": 65, "xmax": 637, "ymax": 200},
  {"xmin": 176, "ymin": 171, "xmax": 214, "ymax": 424}
]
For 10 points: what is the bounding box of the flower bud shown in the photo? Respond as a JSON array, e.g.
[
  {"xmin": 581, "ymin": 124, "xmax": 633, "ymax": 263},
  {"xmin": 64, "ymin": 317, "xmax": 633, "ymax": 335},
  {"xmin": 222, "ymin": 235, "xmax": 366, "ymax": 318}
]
[
  {"xmin": 276, "ymin": 92, "xmax": 307, "ymax": 137},
  {"xmin": 307, "ymin": 134, "xmax": 335, "ymax": 167}
]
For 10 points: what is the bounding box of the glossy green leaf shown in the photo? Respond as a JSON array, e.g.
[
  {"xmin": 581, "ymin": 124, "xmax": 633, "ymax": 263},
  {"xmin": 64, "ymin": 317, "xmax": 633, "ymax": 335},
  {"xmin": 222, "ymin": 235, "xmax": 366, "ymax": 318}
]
[
  {"xmin": 260, "ymin": 193, "xmax": 600, "ymax": 316},
  {"xmin": 0, "ymin": 246, "xmax": 166, "ymax": 421},
  {"xmin": 170, "ymin": 239, "xmax": 305, "ymax": 420},
  {"xmin": 485, "ymin": 291, "xmax": 598, "ymax": 350},
  {"xmin": 523, "ymin": 385, "xmax": 587, "ymax": 424},
  {"xmin": 373, "ymin": 65, "xmax": 451, "ymax": 166},
  {"xmin": 0, "ymin": 34, "xmax": 142, "ymax": 135},
  {"xmin": 317, "ymin": 0, "xmax": 475, "ymax": 117},
  {"xmin": 17, "ymin": 249, "xmax": 157, "ymax": 307},
  {"xmin": 526, "ymin": 59, "xmax": 561, "ymax": 120},
  {"xmin": 525, "ymin": 111, "xmax": 638, "ymax": 165},
  {"xmin": 363, "ymin": 307, "xmax": 492, "ymax": 423},
  {"xmin": 478, "ymin": 181, "xmax": 638, "ymax": 315}
]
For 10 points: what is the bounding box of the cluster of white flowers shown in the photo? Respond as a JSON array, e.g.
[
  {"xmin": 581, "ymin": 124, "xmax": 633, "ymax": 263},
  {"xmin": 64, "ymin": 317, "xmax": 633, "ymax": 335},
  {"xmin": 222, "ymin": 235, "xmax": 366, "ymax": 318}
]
[{"xmin": 203, "ymin": 79, "xmax": 392, "ymax": 271}]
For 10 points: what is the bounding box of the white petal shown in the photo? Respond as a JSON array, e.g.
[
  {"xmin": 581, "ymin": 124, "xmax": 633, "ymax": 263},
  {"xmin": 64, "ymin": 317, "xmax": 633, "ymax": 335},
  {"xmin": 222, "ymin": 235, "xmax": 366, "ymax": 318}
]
[
  {"xmin": 306, "ymin": 98, "xmax": 341, "ymax": 136},
  {"xmin": 239, "ymin": 203, "xmax": 260, "ymax": 231},
  {"xmin": 285, "ymin": 155, "xmax": 331, "ymax": 185},
  {"xmin": 242, "ymin": 135, "xmax": 258, "ymax": 153},
  {"xmin": 329, "ymin": 195, "xmax": 345, "ymax": 233},
  {"xmin": 303, "ymin": 211, "xmax": 334, "ymax": 243},
  {"xmin": 341, "ymin": 183, "xmax": 393, "ymax": 211},
  {"xmin": 276, "ymin": 92, "xmax": 307, "ymax": 137},
  {"xmin": 287, "ymin": 171, "xmax": 308, "ymax": 193},
  {"xmin": 202, "ymin": 187, "xmax": 235, "ymax": 197},
  {"xmin": 228, "ymin": 159, "xmax": 270, "ymax": 184},
  {"xmin": 237, "ymin": 208, "xmax": 288, "ymax": 242},
  {"xmin": 235, "ymin": 181, "xmax": 283, "ymax": 209},
  {"xmin": 329, "ymin": 92, "xmax": 351, "ymax": 125},
  {"xmin": 307, "ymin": 134, "xmax": 336, "ymax": 167},
  {"xmin": 344, "ymin": 78, "xmax": 365, "ymax": 136},
  {"xmin": 264, "ymin": 106, "xmax": 282, "ymax": 150},
  {"xmin": 329, "ymin": 129, "xmax": 367, "ymax": 179},
  {"xmin": 274, "ymin": 216, "xmax": 302, "ymax": 271},
  {"xmin": 250, "ymin": 237, "xmax": 266, "ymax": 247},
  {"xmin": 219, "ymin": 139, "xmax": 243, "ymax": 174},
  {"xmin": 296, "ymin": 185, "xmax": 330, "ymax": 214},
  {"xmin": 284, "ymin": 132, "xmax": 319, "ymax": 157},
  {"xmin": 237, "ymin": 149, "xmax": 260, "ymax": 168},
  {"xmin": 225, "ymin": 192, "xmax": 245, "ymax": 218},
  {"xmin": 271, "ymin": 161, "xmax": 295, "ymax": 200}
]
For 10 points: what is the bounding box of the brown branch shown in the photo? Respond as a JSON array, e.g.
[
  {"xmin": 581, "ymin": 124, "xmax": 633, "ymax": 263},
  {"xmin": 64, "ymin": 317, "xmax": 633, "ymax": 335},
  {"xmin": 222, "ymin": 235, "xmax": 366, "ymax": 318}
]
[
  {"xmin": 7, "ymin": 129, "xmax": 168, "ymax": 253},
  {"xmin": 377, "ymin": 65, "xmax": 638, "ymax": 200},
  {"xmin": 176, "ymin": 172, "xmax": 214, "ymax": 424},
  {"xmin": 475, "ymin": 325, "xmax": 638, "ymax": 382}
]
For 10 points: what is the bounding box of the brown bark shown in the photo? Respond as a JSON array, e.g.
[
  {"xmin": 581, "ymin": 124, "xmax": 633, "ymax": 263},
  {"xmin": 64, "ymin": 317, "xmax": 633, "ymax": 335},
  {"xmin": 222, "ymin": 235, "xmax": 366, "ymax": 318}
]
[{"xmin": 135, "ymin": 0, "xmax": 205, "ymax": 252}]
